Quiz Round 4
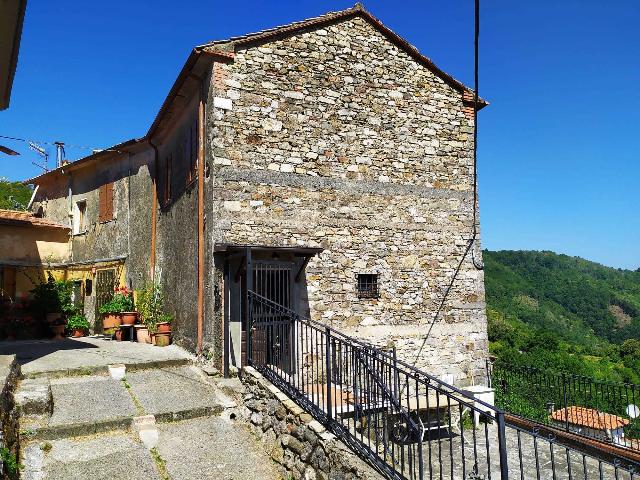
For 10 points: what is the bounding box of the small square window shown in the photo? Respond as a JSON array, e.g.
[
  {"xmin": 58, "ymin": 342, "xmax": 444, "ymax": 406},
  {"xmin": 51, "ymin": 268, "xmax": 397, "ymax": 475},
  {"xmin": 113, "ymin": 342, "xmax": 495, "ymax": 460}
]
[{"xmin": 357, "ymin": 274, "xmax": 379, "ymax": 299}]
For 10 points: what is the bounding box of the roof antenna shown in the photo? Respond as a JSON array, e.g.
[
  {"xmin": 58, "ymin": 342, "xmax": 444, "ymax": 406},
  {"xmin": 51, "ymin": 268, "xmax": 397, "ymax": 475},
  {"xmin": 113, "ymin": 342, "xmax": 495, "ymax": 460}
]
[
  {"xmin": 54, "ymin": 141, "xmax": 66, "ymax": 168},
  {"xmin": 28, "ymin": 141, "xmax": 49, "ymax": 172}
]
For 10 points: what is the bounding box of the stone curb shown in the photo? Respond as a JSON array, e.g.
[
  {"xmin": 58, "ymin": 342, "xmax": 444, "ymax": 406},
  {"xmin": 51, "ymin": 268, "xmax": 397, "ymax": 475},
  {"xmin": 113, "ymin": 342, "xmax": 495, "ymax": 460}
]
[
  {"xmin": 22, "ymin": 358, "xmax": 193, "ymax": 380},
  {"xmin": 26, "ymin": 404, "xmax": 224, "ymax": 441},
  {"xmin": 29, "ymin": 416, "xmax": 134, "ymax": 441}
]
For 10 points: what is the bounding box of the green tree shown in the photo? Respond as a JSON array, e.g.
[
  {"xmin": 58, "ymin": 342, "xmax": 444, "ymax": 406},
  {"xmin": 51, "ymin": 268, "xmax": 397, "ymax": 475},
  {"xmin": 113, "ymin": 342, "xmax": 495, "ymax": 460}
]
[{"xmin": 0, "ymin": 178, "xmax": 32, "ymax": 210}]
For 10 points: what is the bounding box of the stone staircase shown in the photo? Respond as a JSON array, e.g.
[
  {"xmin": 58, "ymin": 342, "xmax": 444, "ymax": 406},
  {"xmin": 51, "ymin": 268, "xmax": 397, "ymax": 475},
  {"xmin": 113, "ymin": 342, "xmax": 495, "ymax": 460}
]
[{"xmin": 14, "ymin": 361, "xmax": 280, "ymax": 480}]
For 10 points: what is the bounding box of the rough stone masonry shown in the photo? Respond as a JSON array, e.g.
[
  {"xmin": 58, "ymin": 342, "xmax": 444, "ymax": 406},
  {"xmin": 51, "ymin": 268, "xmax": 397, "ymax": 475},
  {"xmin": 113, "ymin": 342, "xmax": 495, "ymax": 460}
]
[{"xmin": 207, "ymin": 13, "xmax": 488, "ymax": 384}]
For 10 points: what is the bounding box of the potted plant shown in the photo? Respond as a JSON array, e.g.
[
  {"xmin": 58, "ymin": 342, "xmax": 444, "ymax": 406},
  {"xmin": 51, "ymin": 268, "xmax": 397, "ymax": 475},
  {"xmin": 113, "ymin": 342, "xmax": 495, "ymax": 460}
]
[
  {"xmin": 67, "ymin": 313, "xmax": 89, "ymax": 338},
  {"xmin": 50, "ymin": 318, "xmax": 66, "ymax": 340},
  {"xmin": 98, "ymin": 286, "xmax": 135, "ymax": 331},
  {"xmin": 30, "ymin": 275, "xmax": 61, "ymax": 324},
  {"xmin": 116, "ymin": 287, "xmax": 137, "ymax": 325},
  {"xmin": 99, "ymin": 299, "xmax": 122, "ymax": 331},
  {"xmin": 136, "ymin": 282, "xmax": 172, "ymax": 347}
]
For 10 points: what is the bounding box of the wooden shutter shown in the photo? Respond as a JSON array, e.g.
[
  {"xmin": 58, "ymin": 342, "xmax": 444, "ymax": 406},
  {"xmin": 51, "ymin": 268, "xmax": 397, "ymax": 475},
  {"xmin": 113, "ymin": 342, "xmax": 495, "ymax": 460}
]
[
  {"xmin": 99, "ymin": 182, "xmax": 114, "ymax": 222},
  {"xmin": 98, "ymin": 185, "xmax": 106, "ymax": 222},
  {"xmin": 105, "ymin": 182, "xmax": 114, "ymax": 221}
]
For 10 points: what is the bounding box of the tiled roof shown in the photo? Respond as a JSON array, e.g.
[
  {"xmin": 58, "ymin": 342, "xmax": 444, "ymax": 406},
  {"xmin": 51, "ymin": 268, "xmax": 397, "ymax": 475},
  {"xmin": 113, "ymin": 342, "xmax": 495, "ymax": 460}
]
[
  {"xmin": 0, "ymin": 209, "xmax": 69, "ymax": 229},
  {"xmin": 551, "ymin": 406, "xmax": 630, "ymax": 431}
]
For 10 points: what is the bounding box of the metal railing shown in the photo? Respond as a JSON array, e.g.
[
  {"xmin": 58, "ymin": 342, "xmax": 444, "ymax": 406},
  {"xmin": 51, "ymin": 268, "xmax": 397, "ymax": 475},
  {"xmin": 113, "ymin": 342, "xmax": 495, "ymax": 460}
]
[
  {"xmin": 247, "ymin": 291, "xmax": 640, "ymax": 479},
  {"xmin": 490, "ymin": 362, "xmax": 640, "ymax": 453}
]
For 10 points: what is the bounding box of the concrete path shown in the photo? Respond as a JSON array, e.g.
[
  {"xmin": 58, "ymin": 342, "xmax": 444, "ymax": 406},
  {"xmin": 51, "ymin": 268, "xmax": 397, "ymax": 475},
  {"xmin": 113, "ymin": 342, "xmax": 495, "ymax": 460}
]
[
  {"xmin": 15, "ymin": 347, "xmax": 281, "ymax": 479},
  {"xmin": 0, "ymin": 337, "xmax": 193, "ymax": 377},
  {"xmin": 155, "ymin": 416, "xmax": 281, "ymax": 480}
]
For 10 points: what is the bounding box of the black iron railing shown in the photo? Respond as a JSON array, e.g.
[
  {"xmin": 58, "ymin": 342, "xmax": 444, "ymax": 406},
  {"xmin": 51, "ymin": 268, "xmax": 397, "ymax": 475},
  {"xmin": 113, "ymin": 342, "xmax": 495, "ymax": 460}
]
[
  {"xmin": 248, "ymin": 291, "xmax": 640, "ymax": 479},
  {"xmin": 490, "ymin": 362, "xmax": 640, "ymax": 453}
]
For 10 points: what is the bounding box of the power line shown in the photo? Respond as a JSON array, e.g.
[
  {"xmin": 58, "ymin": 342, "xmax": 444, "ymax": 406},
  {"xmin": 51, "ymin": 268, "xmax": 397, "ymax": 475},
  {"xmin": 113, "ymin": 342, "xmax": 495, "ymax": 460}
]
[{"xmin": 0, "ymin": 134, "xmax": 124, "ymax": 154}]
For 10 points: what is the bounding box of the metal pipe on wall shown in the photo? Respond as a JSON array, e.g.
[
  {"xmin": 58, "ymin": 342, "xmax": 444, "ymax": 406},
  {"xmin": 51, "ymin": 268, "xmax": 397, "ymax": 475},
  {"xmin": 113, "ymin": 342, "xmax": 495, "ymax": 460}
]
[
  {"xmin": 149, "ymin": 140, "xmax": 159, "ymax": 279},
  {"xmin": 197, "ymin": 85, "xmax": 205, "ymax": 353}
]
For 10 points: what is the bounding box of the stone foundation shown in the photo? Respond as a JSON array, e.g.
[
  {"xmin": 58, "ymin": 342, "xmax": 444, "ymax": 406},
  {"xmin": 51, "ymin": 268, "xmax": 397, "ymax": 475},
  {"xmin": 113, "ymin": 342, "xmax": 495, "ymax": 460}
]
[{"xmin": 240, "ymin": 366, "xmax": 381, "ymax": 480}]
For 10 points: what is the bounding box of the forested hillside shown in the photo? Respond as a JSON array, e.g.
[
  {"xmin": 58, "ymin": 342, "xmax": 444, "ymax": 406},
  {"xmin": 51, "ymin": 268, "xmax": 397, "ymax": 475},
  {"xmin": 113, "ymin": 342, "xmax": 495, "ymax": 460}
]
[{"xmin": 484, "ymin": 250, "xmax": 640, "ymax": 383}]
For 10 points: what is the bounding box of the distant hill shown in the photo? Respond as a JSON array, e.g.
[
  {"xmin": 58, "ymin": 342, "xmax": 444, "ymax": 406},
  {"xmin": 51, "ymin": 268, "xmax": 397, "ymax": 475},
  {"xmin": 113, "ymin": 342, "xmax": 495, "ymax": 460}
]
[{"xmin": 484, "ymin": 250, "xmax": 640, "ymax": 382}]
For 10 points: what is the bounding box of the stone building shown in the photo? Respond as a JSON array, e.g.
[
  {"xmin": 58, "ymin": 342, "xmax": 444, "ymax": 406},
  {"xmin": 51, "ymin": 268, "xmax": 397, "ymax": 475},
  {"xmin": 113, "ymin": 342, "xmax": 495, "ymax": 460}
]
[{"xmin": 21, "ymin": 4, "xmax": 488, "ymax": 385}]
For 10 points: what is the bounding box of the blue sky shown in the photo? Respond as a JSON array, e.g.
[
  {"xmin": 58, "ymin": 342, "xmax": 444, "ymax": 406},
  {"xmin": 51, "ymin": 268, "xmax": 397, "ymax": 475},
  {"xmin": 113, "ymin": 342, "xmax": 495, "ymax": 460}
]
[{"xmin": 1, "ymin": 1, "xmax": 638, "ymax": 269}]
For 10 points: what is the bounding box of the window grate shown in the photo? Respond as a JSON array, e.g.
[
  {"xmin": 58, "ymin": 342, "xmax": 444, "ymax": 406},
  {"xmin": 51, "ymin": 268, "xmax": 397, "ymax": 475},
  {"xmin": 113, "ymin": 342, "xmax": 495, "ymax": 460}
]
[{"xmin": 357, "ymin": 273, "xmax": 379, "ymax": 299}]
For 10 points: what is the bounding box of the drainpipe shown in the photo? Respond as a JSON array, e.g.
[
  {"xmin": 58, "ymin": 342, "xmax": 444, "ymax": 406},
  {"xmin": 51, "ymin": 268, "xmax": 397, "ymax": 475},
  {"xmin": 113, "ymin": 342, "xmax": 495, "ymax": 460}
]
[
  {"xmin": 149, "ymin": 140, "xmax": 159, "ymax": 281},
  {"xmin": 127, "ymin": 153, "xmax": 132, "ymax": 286},
  {"xmin": 197, "ymin": 84, "xmax": 205, "ymax": 354},
  {"xmin": 65, "ymin": 170, "xmax": 73, "ymax": 263}
]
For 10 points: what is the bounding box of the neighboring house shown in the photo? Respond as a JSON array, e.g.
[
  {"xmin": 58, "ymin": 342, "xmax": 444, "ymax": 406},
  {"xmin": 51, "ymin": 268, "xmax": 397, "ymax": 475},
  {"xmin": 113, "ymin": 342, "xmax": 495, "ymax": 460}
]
[
  {"xmin": 21, "ymin": 4, "xmax": 488, "ymax": 384},
  {"xmin": 0, "ymin": 209, "xmax": 69, "ymax": 302},
  {"xmin": 551, "ymin": 406, "xmax": 630, "ymax": 446}
]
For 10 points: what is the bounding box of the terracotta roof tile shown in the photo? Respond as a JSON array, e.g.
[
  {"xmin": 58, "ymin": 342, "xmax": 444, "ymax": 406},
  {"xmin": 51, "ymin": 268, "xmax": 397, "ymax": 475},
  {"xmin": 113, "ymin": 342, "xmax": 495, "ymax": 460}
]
[
  {"xmin": 551, "ymin": 406, "xmax": 630, "ymax": 431},
  {"xmin": 0, "ymin": 209, "xmax": 69, "ymax": 230}
]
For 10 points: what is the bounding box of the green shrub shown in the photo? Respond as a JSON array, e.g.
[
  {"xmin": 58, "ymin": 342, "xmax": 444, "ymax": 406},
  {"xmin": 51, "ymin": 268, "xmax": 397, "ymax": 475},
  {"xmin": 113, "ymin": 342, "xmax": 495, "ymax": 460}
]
[
  {"xmin": 98, "ymin": 286, "xmax": 134, "ymax": 314},
  {"xmin": 67, "ymin": 313, "xmax": 89, "ymax": 331},
  {"xmin": 136, "ymin": 282, "xmax": 173, "ymax": 333}
]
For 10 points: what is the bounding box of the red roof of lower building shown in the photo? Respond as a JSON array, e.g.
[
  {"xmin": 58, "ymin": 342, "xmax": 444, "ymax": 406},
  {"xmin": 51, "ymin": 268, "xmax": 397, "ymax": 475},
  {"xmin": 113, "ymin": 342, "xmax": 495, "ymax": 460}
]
[
  {"xmin": 0, "ymin": 209, "xmax": 69, "ymax": 229},
  {"xmin": 551, "ymin": 406, "xmax": 630, "ymax": 431}
]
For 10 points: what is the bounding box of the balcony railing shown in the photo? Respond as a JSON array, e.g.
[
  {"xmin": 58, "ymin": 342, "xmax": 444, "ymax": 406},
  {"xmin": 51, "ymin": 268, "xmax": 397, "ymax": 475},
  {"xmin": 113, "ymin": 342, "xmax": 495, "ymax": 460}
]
[
  {"xmin": 247, "ymin": 291, "xmax": 640, "ymax": 479},
  {"xmin": 490, "ymin": 362, "xmax": 640, "ymax": 454}
]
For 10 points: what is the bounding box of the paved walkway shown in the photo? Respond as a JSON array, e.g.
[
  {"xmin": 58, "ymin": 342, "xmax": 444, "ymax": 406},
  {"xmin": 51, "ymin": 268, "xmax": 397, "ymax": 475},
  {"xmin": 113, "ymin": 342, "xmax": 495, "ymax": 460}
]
[
  {"xmin": 10, "ymin": 341, "xmax": 281, "ymax": 480},
  {"xmin": 0, "ymin": 336, "xmax": 192, "ymax": 377}
]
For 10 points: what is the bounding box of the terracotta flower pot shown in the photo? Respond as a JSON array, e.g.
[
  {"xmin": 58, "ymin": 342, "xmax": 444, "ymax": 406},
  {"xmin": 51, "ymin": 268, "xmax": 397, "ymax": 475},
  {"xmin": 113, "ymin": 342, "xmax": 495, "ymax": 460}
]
[
  {"xmin": 121, "ymin": 312, "xmax": 137, "ymax": 326},
  {"xmin": 156, "ymin": 322, "xmax": 171, "ymax": 334},
  {"xmin": 71, "ymin": 328, "xmax": 85, "ymax": 338},
  {"xmin": 46, "ymin": 312, "xmax": 62, "ymax": 324},
  {"xmin": 152, "ymin": 332, "xmax": 171, "ymax": 347},
  {"xmin": 135, "ymin": 325, "xmax": 151, "ymax": 344},
  {"xmin": 102, "ymin": 313, "xmax": 122, "ymax": 330},
  {"xmin": 51, "ymin": 324, "xmax": 65, "ymax": 340}
]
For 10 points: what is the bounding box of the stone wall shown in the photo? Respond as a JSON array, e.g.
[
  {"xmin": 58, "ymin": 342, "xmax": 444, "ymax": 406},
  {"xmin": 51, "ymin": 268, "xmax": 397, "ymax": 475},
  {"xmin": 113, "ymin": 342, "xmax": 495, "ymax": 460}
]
[
  {"xmin": 0, "ymin": 355, "xmax": 20, "ymax": 480},
  {"xmin": 241, "ymin": 366, "xmax": 381, "ymax": 480},
  {"xmin": 208, "ymin": 14, "xmax": 487, "ymax": 383}
]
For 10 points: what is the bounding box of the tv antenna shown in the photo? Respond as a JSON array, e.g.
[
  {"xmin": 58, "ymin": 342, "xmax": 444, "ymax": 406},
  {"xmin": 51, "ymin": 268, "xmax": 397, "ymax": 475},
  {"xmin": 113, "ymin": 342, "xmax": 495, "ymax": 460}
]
[{"xmin": 28, "ymin": 141, "xmax": 49, "ymax": 172}]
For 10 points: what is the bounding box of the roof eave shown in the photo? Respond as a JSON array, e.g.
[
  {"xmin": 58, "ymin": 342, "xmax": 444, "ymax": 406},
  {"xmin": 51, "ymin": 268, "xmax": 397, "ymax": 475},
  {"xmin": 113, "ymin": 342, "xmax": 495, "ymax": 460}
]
[
  {"xmin": 199, "ymin": 3, "xmax": 487, "ymax": 106},
  {"xmin": 22, "ymin": 137, "xmax": 142, "ymax": 185}
]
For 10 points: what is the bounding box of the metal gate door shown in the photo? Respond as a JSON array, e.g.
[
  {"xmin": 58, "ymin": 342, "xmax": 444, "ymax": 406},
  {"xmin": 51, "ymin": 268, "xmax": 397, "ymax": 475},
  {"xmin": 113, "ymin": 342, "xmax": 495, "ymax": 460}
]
[
  {"xmin": 251, "ymin": 261, "xmax": 294, "ymax": 372},
  {"xmin": 95, "ymin": 269, "xmax": 116, "ymax": 331}
]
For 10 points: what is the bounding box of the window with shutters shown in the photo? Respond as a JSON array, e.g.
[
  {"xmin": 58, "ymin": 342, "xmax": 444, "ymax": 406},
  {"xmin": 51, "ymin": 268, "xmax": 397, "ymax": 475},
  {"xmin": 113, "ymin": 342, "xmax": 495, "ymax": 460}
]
[
  {"xmin": 98, "ymin": 182, "xmax": 114, "ymax": 223},
  {"xmin": 163, "ymin": 154, "xmax": 172, "ymax": 205}
]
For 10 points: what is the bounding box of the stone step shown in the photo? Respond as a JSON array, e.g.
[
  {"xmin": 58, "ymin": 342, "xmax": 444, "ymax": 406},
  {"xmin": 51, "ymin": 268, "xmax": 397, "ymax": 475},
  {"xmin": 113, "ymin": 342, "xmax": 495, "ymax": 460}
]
[
  {"xmin": 22, "ymin": 357, "xmax": 193, "ymax": 380},
  {"xmin": 15, "ymin": 377, "xmax": 52, "ymax": 415},
  {"xmin": 20, "ymin": 366, "xmax": 230, "ymax": 441}
]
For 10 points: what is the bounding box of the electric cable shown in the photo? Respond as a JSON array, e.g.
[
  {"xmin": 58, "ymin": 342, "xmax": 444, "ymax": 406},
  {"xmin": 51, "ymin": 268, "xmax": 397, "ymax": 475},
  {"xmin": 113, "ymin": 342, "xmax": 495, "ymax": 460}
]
[
  {"xmin": 0, "ymin": 134, "xmax": 126, "ymax": 154},
  {"xmin": 408, "ymin": 0, "xmax": 483, "ymax": 369}
]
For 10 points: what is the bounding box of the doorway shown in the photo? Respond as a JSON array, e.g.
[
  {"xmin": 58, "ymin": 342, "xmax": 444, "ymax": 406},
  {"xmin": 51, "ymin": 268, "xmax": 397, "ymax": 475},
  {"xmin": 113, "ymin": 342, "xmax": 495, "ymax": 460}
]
[
  {"xmin": 218, "ymin": 244, "xmax": 322, "ymax": 375},
  {"xmin": 95, "ymin": 269, "xmax": 115, "ymax": 332}
]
